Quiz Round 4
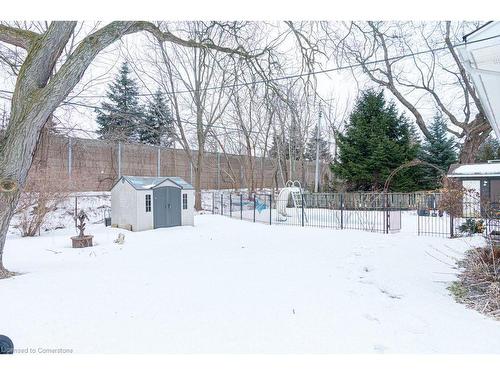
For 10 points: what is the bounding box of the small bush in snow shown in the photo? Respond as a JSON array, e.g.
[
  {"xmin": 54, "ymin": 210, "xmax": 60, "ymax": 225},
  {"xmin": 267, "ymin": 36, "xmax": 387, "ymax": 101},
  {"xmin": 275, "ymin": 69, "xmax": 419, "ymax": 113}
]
[
  {"xmin": 458, "ymin": 219, "xmax": 485, "ymax": 236},
  {"xmin": 451, "ymin": 246, "xmax": 500, "ymax": 320},
  {"xmin": 13, "ymin": 179, "xmax": 70, "ymax": 237}
]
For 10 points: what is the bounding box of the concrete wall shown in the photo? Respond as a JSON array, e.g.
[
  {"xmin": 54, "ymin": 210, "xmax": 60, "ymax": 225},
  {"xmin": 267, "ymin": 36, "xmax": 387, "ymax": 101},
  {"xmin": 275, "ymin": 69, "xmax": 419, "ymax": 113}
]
[{"xmin": 27, "ymin": 133, "xmax": 331, "ymax": 192}]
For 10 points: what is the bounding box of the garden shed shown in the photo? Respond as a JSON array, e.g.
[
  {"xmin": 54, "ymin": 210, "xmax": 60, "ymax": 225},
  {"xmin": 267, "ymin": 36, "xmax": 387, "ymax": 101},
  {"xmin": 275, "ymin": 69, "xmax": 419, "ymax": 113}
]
[
  {"xmin": 111, "ymin": 176, "xmax": 194, "ymax": 231},
  {"xmin": 448, "ymin": 161, "xmax": 500, "ymax": 216}
]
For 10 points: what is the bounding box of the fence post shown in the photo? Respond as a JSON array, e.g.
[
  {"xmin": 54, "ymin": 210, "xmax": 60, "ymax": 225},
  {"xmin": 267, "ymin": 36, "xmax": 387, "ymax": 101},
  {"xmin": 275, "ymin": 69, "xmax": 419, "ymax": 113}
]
[
  {"xmin": 301, "ymin": 193, "xmax": 305, "ymax": 227},
  {"xmin": 253, "ymin": 194, "xmax": 256, "ymax": 223},
  {"xmin": 240, "ymin": 194, "xmax": 243, "ymax": 220},
  {"xmin": 74, "ymin": 196, "xmax": 78, "ymax": 228},
  {"xmin": 417, "ymin": 210, "xmax": 420, "ymax": 236},
  {"xmin": 450, "ymin": 215, "xmax": 454, "ymax": 238},
  {"xmin": 221, "ymin": 194, "xmax": 223, "ymax": 216},
  {"xmin": 230, "ymin": 194, "xmax": 232, "ymax": 217},
  {"xmin": 384, "ymin": 193, "xmax": 389, "ymax": 234},
  {"xmin": 269, "ymin": 194, "xmax": 272, "ymax": 225},
  {"xmin": 340, "ymin": 193, "xmax": 344, "ymax": 230},
  {"xmin": 117, "ymin": 142, "xmax": 122, "ymax": 178},
  {"xmin": 212, "ymin": 192, "xmax": 215, "ymax": 214},
  {"xmin": 68, "ymin": 137, "xmax": 72, "ymax": 179},
  {"xmin": 216, "ymin": 152, "xmax": 221, "ymax": 189}
]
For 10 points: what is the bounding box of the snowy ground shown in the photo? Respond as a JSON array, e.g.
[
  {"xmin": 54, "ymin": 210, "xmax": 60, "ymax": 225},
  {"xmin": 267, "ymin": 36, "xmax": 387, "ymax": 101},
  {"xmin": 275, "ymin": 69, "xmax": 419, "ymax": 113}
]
[{"xmin": 2, "ymin": 214, "xmax": 500, "ymax": 353}]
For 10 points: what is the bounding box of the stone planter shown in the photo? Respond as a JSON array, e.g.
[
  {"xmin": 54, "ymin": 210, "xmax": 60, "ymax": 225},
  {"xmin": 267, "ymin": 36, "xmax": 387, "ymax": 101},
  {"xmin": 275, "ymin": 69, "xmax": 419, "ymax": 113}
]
[{"xmin": 71, "ymin": 235, "xmax": 93, "ymax": 248}]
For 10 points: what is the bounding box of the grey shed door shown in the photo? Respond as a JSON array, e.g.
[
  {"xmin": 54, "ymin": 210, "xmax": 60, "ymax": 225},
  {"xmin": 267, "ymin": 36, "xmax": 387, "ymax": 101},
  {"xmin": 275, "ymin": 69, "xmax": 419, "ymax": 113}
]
[{"xmin": 153, "ymin": 186, "xmax": 182, "ymax": 228}]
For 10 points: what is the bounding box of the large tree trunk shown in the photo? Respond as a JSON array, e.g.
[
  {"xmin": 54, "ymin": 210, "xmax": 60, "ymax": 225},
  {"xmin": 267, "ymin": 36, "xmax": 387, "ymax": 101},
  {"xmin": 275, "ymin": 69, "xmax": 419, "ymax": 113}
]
[
  {"xmin": 459, "ymin": 116, "xmax": 491, "ymax": 164},
  {"xmin": 0, "ymin": 118, "xmax": 51, "ymax": 278},
  {"xmin": 0, "ymin": 190, "xmax": 20, "ymax": 278}
]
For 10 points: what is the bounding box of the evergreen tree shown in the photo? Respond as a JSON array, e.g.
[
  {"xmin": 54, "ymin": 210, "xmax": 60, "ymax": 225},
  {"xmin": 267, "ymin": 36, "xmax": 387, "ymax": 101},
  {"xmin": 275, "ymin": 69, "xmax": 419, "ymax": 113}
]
[
  {"xmin": 418, "ymin": 113, "xmax": 458, "ymax": 189},
  {"xmin": 304, "ymin": 127, "xmax": 332, "ymax": 162},
  {"xmin": 269, "ymin": 128, "xmax": 303, "ymax": 161},
  {"xmin": 332, "ymin": 90, "xmax": 420, "ymax": 192},
  {"xmin": 139, "ymin": 89, "xmax": 175, "ymax": 146},
  {"xmin": 95, "ymin": 62, "xmax": 145, "ymax": 141},
  {"xmin": 476, "ymin": 135, "xmax": 500, "ymax": 162}
]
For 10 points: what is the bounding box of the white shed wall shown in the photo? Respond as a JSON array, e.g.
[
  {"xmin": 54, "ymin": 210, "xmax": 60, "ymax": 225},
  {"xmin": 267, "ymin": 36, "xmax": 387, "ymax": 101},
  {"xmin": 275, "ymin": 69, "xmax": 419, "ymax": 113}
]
[
  {"xmin": 111, "ymin": 180, "xmax": 138, "ymax": 230},
  {"xmin": 181, "ymin": 190, "xmax": 195, "ymax": 226},
  {"xmin": 135, "ymin": 190, "xmax": 154, "ymax": 231}
]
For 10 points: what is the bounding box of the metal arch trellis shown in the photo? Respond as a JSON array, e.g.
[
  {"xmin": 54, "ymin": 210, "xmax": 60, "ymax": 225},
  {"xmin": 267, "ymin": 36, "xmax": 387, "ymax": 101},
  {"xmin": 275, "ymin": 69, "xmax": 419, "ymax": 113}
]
[{"xmin": 383, "ymin": 159, "xmax": 449, "ymax": 193}]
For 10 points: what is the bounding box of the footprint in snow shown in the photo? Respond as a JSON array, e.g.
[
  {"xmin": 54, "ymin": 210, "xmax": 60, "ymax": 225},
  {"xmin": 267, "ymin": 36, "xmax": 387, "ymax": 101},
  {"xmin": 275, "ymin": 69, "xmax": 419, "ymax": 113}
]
[
  {"xmin": 379, "ymin": 288, "xmax": 403, "ymax": 299},
  {"xmin": 363, "ymin": 314, "xmax": 380, "ymax": 323},
  {"xmin": 358, "ymin": 279, "xmax": 374, "ymax": 285},
  {"xmin": 373, "ymin": 344, "xmax": 389, "ymax": 353}
]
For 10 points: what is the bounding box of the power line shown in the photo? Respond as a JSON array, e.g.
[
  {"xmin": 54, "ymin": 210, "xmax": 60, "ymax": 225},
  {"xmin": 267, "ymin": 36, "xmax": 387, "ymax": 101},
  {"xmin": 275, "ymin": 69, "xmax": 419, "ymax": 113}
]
[
  {"xmin": 1, "ymin": 31, "xmax": 499, "ymax": 100},
  {"xmin": 1, "ymin": 31, "xmax": 498, "ymax": 139},
  {"xmin": 58, "ymin": 100, "xmax": 262, "ymax": 135}
]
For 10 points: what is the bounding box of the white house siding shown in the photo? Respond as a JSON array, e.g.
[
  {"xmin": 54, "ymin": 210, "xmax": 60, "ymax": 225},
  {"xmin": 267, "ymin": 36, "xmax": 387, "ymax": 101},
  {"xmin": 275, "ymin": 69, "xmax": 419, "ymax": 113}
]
[
  {"xmin": 458, "ymin": 22, "xmax": 500, "ymax": 139},
  {"xmin": 111, "ymin": 180, "xmax": 138, "ymax": 230},
  {"xmin": 135, "ymin": 190, "xmax": 154, "ymax": 231}
]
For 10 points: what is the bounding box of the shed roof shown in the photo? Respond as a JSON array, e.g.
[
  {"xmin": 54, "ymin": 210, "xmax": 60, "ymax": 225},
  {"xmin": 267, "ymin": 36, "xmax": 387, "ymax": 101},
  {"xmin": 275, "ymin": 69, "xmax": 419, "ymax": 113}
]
[
  {"xmin": 116, "ymin": 176, "xmax": 194, "ymax": 190},
  {"xmin": 448, "ymin": 163, "xmax": 500, "ymax": 178}
]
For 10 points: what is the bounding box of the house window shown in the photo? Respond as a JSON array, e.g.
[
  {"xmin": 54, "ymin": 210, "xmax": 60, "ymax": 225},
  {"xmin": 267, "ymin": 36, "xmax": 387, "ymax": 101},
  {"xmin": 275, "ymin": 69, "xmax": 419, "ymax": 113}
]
[
  {"xmin": 183, "ymin": 193, "xmax": 188, "ymax": 210},
  {"xmin": 145, "ymin": 194, "xmax": 151, "ymax": 212}
]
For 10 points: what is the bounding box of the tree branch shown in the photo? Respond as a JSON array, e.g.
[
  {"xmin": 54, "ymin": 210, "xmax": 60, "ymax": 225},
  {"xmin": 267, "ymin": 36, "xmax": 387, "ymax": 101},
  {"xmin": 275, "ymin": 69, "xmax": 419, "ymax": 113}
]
[
  {"xmin": 0, "ymin": 24, "xmax": 39, "ymax": 50},
  {"xmin": 127, "ymin": 21, "xmax": 268, "ymax": 59}
]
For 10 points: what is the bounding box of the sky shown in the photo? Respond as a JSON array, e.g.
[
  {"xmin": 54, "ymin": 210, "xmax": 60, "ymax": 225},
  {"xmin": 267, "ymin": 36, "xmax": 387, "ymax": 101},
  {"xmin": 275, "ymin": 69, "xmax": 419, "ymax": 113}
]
[{"xmin": 0, "ymin": 21, "xmax": 486, "ymax": 148}]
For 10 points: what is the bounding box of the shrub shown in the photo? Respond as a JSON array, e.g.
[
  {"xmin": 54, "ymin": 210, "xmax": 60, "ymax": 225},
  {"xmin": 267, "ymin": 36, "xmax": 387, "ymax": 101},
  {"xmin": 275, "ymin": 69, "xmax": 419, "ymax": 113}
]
[
  {"xmin": 458, "ymin": 218, "xmax": 485, "ymax": 236},
  {"xmin": 13, "ymin": 178, "xmax": 70, "ymax": 237}
]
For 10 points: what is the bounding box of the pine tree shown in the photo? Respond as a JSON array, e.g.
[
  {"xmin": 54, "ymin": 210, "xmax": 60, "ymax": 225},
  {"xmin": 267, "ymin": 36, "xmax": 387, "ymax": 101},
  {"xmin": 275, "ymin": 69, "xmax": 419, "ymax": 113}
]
[
  {"xmin": 95, "ymin": 62, "xmax": 145, "ymax": 142},
  {"xmin": 476, "ymin": 135, "xmax": 500, "ymax": 162},
  {"xmin": 269, "ymin": 129, "xmax": 302, "ymax": 161},
  {"xmin": 418, "ymin": 113, "xmax": 457, "ymax": 189},
  {"xmin": 304, "ymin": 127, "xmax": 332, "ymax": 162},
  {"xmin": 139, "ymin": 89, "xmax": 175, "ymax": 146},
  {"xmin": 332, "ymin": 90, "xmax": 421, "ymax": 192}
]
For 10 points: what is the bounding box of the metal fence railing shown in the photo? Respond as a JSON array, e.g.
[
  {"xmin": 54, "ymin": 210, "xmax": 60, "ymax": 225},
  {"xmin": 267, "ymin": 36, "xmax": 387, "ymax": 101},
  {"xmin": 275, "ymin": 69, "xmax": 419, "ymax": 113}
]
[
  {"xmin": 202, "ymin": 190, "xmax": 500, "ymax": 238},
  {"xmin": 205, "ymin": 191, "xmax": 402, "ymax": 234},
  {"xmin": 415, "ymin": 191, "xmax": 500, "ymax": 238}
]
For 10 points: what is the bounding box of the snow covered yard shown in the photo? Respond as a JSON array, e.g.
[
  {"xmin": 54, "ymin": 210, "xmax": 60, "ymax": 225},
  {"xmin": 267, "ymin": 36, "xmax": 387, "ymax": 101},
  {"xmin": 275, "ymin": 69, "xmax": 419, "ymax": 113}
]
[{"xmin": 1, "ymin": 214, "xmax": 500, "ymax": 353}]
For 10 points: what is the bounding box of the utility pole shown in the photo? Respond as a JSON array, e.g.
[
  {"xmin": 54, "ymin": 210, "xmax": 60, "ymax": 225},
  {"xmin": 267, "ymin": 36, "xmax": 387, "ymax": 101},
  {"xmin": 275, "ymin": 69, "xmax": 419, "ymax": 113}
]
[{"xmin": 314, "ymin": 104, "xmax": 322, "ymax": 193}]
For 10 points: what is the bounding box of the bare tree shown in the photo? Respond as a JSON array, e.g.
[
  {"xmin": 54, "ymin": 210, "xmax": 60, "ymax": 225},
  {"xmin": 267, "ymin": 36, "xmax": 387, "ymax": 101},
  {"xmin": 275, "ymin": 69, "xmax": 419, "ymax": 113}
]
[
  {"xmin": 329, "ymin": 21, "xmax": 489, "ymax": 163},
  {"xmin": 156, "ymin": 22, "xmax": 239, "ymax": 209},
  {"xmin": 226, "ymin": 67, "xmax": 275, "ymax": 193},
  {"xmin": 0, "ymin": 21, "xmax": 264, "ymax": 278}
]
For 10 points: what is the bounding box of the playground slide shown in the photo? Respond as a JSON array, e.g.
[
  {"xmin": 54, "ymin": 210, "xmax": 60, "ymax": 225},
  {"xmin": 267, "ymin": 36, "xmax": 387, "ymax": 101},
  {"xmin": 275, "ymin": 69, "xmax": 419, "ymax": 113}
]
[{"xmin": 277, "ymin": 186, "xmax": 301, "ymax": 219}]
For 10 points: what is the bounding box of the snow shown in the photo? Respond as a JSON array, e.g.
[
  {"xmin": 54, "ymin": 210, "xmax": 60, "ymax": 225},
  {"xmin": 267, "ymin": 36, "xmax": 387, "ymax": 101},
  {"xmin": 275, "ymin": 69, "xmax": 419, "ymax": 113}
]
[
  {"xmin": 121, "ymin": 176, "xmax": 194, "ymax": 190},
  {"xmin": 8, "ymin": 192, "xmax": 110, "ymax": 237},
  {"xmin": 2, "ymin": 214, "xmax": 500, "ymax": 353},
  {"xmin": 448, "ymin": 162, "xmax": 500, "ymax": 177}
]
